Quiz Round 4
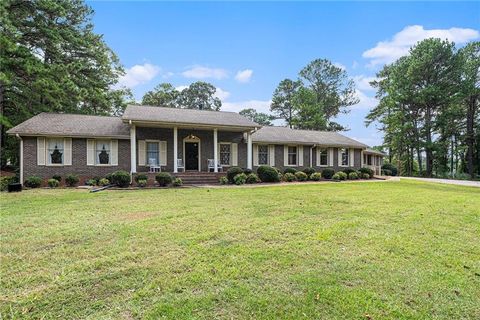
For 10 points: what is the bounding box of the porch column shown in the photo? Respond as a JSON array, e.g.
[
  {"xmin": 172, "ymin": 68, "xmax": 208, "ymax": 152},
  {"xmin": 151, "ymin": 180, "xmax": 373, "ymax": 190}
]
[
  {"xmin": 247, "ymin": 131, "xmax": 252, "ymax": 169},
  {"xmin": 213, "ymin": 128, "xmax": 218, "ymax": 172},
  {"xmin": 173, "ymin": 127, "xmax": 178, "ymax": 173},
  {"xmin": 130, "ymin": 124, "xmax": 136, "ymax": 174},
  {"xmin": 19, "ymin": 136, "xmax": 24, "ymax": 184}
]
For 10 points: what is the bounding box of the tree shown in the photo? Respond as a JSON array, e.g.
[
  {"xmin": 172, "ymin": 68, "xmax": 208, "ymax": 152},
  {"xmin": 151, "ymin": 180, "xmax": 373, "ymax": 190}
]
[
  {"xmin": 290, "ymin": 87, "xmax": 328, "ymax": 130},
  {"xmin": 239, "ymin": 108, "xmax": 274, "ymax": 126},
  {"xmin": 270, "ymin": 79, "xmax": 301, "ymax": 128},
  {"xmin": 177, "ymin": 81, "xmax": 221, "ymax": 111},
  {"xmin": 141, "ymin": 83, "xmax": 179, "ymax": 108}
]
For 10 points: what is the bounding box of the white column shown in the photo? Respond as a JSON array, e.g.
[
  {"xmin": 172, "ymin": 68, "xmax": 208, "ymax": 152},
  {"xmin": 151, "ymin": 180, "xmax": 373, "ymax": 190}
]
[
  {"xmin": 173, "ymin": 127, "xmax": 178, "ymax": 173},
  {"xmin": 19, "ymin": 137, "xmax": 24, "ymax": 184},
  {"xmin": 213, "ymin": 128, "xmax": 218, "ymax": 172},
  {"xmin": 130, "ymin": 124, "xmax": 136, "ymax": 174},
  {"xmin": 247, "ymin": 131, "xmax": 253, "ymax": 169}
]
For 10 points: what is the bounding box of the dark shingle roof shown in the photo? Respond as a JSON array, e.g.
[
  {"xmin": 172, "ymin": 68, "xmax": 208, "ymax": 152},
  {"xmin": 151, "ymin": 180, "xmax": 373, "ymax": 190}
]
[
  {"xmin": 7, "ymin": 113, "xmax": 130, "ymax": 138},
  {"xmin": 122, "ymin": 105, "xmax": 259, "ymax": 129},
  {"xmin": 252, "ymin": 126, "xmax": 368, "ymax": 148},
  {"xmin": 364, "ymin": 148, "xmax": 386, "ymax": 156}
]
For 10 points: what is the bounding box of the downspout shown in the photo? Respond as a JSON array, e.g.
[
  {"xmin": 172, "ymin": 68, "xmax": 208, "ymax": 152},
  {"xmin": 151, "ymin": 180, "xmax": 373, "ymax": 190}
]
[
  {"xmin": 16, "ymin": 134, "xmax": 23, "ymax": 184},
  {"xmin": 310, "ymin": 144, "xmax": 316, "ymax": 167}
]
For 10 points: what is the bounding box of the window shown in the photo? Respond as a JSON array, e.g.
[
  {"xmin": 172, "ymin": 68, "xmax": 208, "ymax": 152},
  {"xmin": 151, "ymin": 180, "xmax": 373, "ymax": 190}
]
[
  {"xmin": 47, "ymin": 138, "xmax": 64, "ymax": 165},
  {"xmin": 288, "ymin": 146, "xmax": 297, "ymax": 166},
  {"xmin": 96, "ymin": 140, "xmax": 111, "ymax": 165},
  {"xmin": 367, "ymin": 155, "xmax": 373, "ymax": 165},
  {"xmin": 220, "ymin": 143, "xmax": 231, "ymax": 166},
  {"xmin": 319, "ymin": 148, "xmax": 328, "ymax": 166},
  {"xmin": 340, "ymin": 148, "xmax": 349, "ymax": 166},
  {"xmin": 258, "ymin": 145, "xmax": 268, "ymax": 165},
  {"xmin": 146, "ymin": 142, "xmax": 159, "ymax": 166}
]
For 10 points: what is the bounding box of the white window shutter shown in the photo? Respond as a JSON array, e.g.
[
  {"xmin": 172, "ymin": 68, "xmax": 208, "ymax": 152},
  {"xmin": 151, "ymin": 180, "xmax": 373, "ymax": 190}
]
[
  {"xmin": 64, "ymin": 138, "xmax": 72, "ymax": 165},
  {"xmin": 269, "ymin": 145, "xmax": 275, "ymax": 166},
  {"xmin": 253, "ymin": 144, "xmax": 258, "ymax": 166},
  {"xmin": 160, "ymin": 141, "xmax": 167, "ymax": 166},
  {"xmin": 87, "ymin": 139, "xmax": 95, "ymax": 165},
  {"xmin": 298, "ymin": 145, "xmax": 303, "ymax": 166},
  {"xmin": 138, "ymin": 140, "xmax": 146, "ymax": 166},
  {"xmin": 283, "ymin": 145, "xmax": 288, "ymax": 166},
  {"xmin": 111, "ymin": 140, "xmax": 118, "ymax": 166},
  {"xmin": 37, "ymin": 137, "xmax": 46, "ymax": 165},
  {"xmin": 231, "ymin": 143, "xmax": 238, "ymax": 166},
  {"xmin": 350, "ymin": 148, "xmax": 355, "ymax": 167}
]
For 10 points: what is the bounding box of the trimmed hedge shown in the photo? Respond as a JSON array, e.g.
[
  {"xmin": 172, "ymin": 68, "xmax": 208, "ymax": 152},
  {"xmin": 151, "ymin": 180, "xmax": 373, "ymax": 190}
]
[
  {"xmin": 332, "ymin": 172, "xmax": 347, "ymax": 181},
  {"xmin": 382, "ymin": 163, "xmax": 398, "ymax": 176},
  {"xmin": 246, "ymin": 173, "xmax": 260, "ymax": 184},
  {"xmin": 284, "ymin": 172, "xmax": 296, "ymax": 182},
  {"xmin": 135, "ymin": 173, "xmax": 148, "ymax": 183},
  {"xmin": 156, "ymin": 172, "xmax": 172, "ymax": 187},
  {"xmin": 234, "ymin": 173, "xmax": 247, "ymax": 185},
  {"xmin": 310, "ymin": 172, "xmax": 322, "ymax": 181},
  {"xmin": 302, "ymin": 167, "xmax": 316, "ymax": 177},
  {"xmin": 295, "ymin": 171, "xmax": 308, "ymax": 181},
  {"xmin": 348, "ymin": 172, "xmax": 359, "ymax": 180},
  {"xmin": 172, "ymin": 177, "xmax": 183, "ymax": 187},
  {"xmin": 284, "ymin": 167, "xmax": 297, "ymax": 174},
  {"xmin": 99, "ymin": 178, "xmax": 110, "ymax": 186},
  {"xmin": 342, "ymin": 168, "xmax": 356, "ymax": 175},
  {"xmin": 321, "ymin": 168, "xmax": 335, "ymax": 180},
  {"xmin": 219, "ymin": 176, "xmax": 228, "ymax": 185},
  {"xmin": 110, "ymin": 171, "xmax": 130, "ymax": 188},
  {"xmin": 52, "ymin": 175, "xmax": 62, "ymax": 182},
  {"xmin": 47, "ymin": 178, "xmax": 59, "ymax": 188},
  {"xmin": 257, "ymin": 166, "xmax": 280, "ymax": 183},
  {"xmin": 65, "ymin": 174, "xmax": 79, "ymax": 187},
  {"xmin": 358, "ymin": 167, "xmax": 374, "ymax": 178},
  {"xmin": 227, "ymin": 167, "xmax": 244, "ymax": 184},
  {"xmin": 25, "ymin": 176, "xmax": 42, "ymax": 188}
]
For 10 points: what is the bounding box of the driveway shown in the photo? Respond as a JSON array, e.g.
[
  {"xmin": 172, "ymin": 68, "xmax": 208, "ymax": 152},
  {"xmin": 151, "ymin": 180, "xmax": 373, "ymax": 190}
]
[{"xmin": 400, "ymin": 177, "xmax": 480, "ymax": 188}]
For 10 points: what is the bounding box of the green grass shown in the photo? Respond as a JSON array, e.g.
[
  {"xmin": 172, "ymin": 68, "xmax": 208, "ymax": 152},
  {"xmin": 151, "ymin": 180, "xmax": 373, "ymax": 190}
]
[{"xmin": 1, "ymin": 180, "xmax": 479, "ymax": 319}]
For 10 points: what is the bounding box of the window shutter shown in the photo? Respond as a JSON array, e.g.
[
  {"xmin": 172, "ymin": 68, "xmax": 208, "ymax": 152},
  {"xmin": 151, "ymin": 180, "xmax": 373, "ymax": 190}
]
[
  {"xmin": 269, "ymin": 145, "xmax": 275, "ymax": 166},
  {"xmin": 350, "ymin": 148, "xmax": 355, "ymax": 167},
  {"xmin": 160, "ymin": 141, "xmax": 167, "ymax": 166},
  {"xmin": 328, "ymin": 148, "xmax": 333, "ymax": 166},
  {"xmin": 283, "ymin": 145, "xmax": 288, "ymax": 166},
  {"xmin": 316, "ymin": 148, "xmax": 320, "ymax": 166},
  {"xmin": 87, "ymin": 139, "xmax": 95, "ymax": 165},
  {"xmin": 338, "ymin": 149, "xmax": 342, "ymax": 166},
  {"xmin": 138, "ymin": 140, "xmax": 146, "ymax": 166},
  {"xmin": 37, "ymin": 137, "xmax": 46, "ymax": 165},
  {"xmin": 231, "ymin": 143, "xmax": 238, "ymax": 166},
  {"xmin": 360, "ymin": 150, "xmax": 364, "ymax": 167},
  {"xmin": 253, "ymin": 144, "xmax": 258, "ymax": 166},
  {"xmin": 298, "ymin": 145, "xmax": 303, "ymax": 166},
  {"xmin": 111, "ymin": 140, "xmax": 118, "ymax": 166},
  {"xmin": 64, "ymin": 138, "xmax": 72, "ymax": 165}
]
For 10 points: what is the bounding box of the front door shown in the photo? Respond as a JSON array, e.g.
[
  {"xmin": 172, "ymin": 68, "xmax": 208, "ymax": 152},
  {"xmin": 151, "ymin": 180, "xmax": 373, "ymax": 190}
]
[{"xmin": 185, "ymin": 142, "xmax": 199, "ymax": 170}]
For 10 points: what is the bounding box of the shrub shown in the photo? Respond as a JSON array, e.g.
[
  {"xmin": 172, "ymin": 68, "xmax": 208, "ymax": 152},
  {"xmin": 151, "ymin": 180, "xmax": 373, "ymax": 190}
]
[
  {"xmin": 234, "ymin": 173, "xmax": 247, "ymax": 185},
  {"xmin": 1, "ymin": 176, "xmax": 17, "ymax": 191},
  {"xmin": 110, "ymin": 171, "xmax": 130, "ymax": 188},
  {"xmin": 358, "ymin": 167, "xmax": 374, "ymax": 178},
  {"xmin": 310, "ymin": 172, "xmax": 322, "ymax": 181},
  {"xmin": 243, "ymin": 168, "xmax": 253, "ymax": 175},
  {"xmin": 321, "ymin": 168, "xmax": 335, "ymax": 179},
  {"xmin": 99, "ymin": 178, "xmax": 110, "ymax": 186},
  {"xmin": 25, "ymin": 176, "xmax": 42, "ymax": 188},
  {"xmin": 219, "ymin": 176, "xmax": 228, "ymax": 185},
  {"xmin": 348, "ymin": 172, "xmax": 359, "ymax": 180},
  {"xmin": 332, "ymin": 172, "xmax": 347, "ymax": 181},
  {"xmin": 92, "ymin": 176, "xmax": 102, "ymax": 185},
  {"xmin": 284, "ymin": 172, "xmax": 296, "ymax": 182},
  {"xmin": 137, "ymin": 179, "xmax": 147, "ymax": 188},
  {"xmin": 383, "ymin": 169, "xmax": 392, "ymax": 176},
  {"xmin": 156, "ymin": 172, "xmax": 172, "ymax": 187},
  {"xmin": 47, "ymin": 178, "xmax": 59, "ymax": 188},
  {"xmin": 295, "ymin": 171, "xmax": 308, "ymax": 181},
  {"xmin": 65, "ymin": 174, "xmax": 79, "ymax": 187},
  {"xmin": 52, "ymin": 175, "xmax": 62, "ymax": 182},
  {"xmin": 227, "ymin": 167, "xmax": 244, "ymax": 184},
  {"xmin": 302, "ymin": 167, "xmax": 316, "ymax": 177},
  {"xmin": 105, "ymin": 173, "xmax": 114, "ymax": 183},
  {"xmin": 86, "ymin": 179, "xmax": 97, "ymax": 186},
  {"xmin": 135, "ymin": 173, "xmax": 148, "ymax": 183},
  {"xmin": 361, "ymin": 173, "xmax": 370, "ymax": 179},
  {"xmin": 172, "ymin": 177, "xmax": 183, "ymax": 187},
  {"xmin": 257, "ymin": 165, "xmax": 280, "ymax": 183},
  {"xmin": 284, "ymin": 167, "xmax": 297, "ymax": 174},
  {"xmin": 382, "ymin": 163, "xmax": 398, "ymax": 176},
  {"xmin": 246, "ymin": 173, "xmax": 260, "ymax": 184},
  {"xmin": 342, "ymin": 168, "xmax": 356, "ymax": 175}
]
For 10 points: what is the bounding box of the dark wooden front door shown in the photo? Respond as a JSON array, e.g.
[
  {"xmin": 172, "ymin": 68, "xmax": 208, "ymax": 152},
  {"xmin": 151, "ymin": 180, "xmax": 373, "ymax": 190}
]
[{"xmin": 185, "ymin": 142, "xmax": 199, "ymax": 170}]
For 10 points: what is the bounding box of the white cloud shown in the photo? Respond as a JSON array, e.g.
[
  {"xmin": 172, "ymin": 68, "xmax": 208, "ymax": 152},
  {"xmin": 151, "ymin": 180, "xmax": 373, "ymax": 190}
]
[
  {"xmin": 234, "ymin": 69, "xmax": 253, "ymax": 83},
  {"xmin": 352, "ymin": 89, "xmax": 378, "ymax": 110},
  {"xmin": 181, "ymin": 65, "xmax": 228, "ymax": 79},
  {"xmin": 353, "ymin": 75, "xmax": 377, "ymax": 91},
  {"xmin": 222, "ymin": 99, "xmax": 272, "ymax": 114},
  {"xmin": 333, "ymin": 62, "xmax": 346, "ymax": 70},
  {"xmin": 214, "ymin": 87, "xmax": 230, "ymax": 101},
  {"xmin": 175, "ymin": 85, "xmax": 189, "ymax": 92},
  {"xmin": 118, "ymin": 63, "xmax": 161, "ymax": 88},
  {"xmin": 363, "ymin": 25, "xmax": 479, "ymax": 66},
  {"xmin": 352, "ymin": 61, "xmax": 359, "ymax": 69}
]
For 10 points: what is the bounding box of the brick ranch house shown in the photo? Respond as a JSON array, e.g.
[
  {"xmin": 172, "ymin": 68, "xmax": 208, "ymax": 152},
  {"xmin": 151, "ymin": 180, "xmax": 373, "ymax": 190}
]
[{"xmin": 7, "ymin": 105, "xmax": 384, "ymax": 185}]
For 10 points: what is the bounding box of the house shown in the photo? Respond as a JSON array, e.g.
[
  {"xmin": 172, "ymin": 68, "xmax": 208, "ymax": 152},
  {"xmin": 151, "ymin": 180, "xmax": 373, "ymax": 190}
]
[{"xmin": 7, "ymin": 105, "xmax": 384, "ymax": 184}]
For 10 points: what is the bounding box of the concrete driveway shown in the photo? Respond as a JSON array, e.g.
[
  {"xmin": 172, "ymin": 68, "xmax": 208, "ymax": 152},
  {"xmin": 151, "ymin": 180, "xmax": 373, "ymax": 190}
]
[{"xmin": 400, "ymin": 177, "xmax": 480, "ymax": 188}]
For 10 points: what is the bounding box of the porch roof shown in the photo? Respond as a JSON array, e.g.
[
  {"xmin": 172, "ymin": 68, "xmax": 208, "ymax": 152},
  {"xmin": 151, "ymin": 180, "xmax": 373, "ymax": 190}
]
[
  {"xmin": 364, "ymin": 148, "xmax": 386, "ymax": 156},
  {"xmin": 122, "ymin": 105, "xmax": 259, "ymax": 130}
]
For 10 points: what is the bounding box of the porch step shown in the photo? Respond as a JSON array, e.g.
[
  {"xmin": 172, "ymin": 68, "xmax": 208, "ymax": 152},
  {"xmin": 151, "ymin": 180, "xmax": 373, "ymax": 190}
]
[{"xmin": 175, "ymin": 172, "xmax": 225, "ymax": 185}]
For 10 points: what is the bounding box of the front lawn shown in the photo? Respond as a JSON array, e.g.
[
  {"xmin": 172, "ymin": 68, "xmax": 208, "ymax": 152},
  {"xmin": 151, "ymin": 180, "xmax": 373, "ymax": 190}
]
[{"xmin": 1, "ymin": 181, "xmax": 479, "ymax": 319}]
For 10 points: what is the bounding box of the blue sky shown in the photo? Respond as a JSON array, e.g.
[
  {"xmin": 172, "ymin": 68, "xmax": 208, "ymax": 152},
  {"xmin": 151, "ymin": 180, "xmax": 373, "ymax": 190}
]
[{"xmin": 88, "ymin": 1, "xmax": 479, "ymax": 146}]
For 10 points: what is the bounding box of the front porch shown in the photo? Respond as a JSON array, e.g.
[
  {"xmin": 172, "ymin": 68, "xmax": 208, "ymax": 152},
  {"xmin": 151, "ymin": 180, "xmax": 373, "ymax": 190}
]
[{"xmin": 137, "ymin": 171, "xmax": 226, "ymax": 186}]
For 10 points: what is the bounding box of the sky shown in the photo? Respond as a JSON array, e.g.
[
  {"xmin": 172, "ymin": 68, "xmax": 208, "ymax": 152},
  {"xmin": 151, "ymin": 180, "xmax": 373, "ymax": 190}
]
[{"xmin": 88, "ymin": 1, "xmax": 479, "ymax": 147}]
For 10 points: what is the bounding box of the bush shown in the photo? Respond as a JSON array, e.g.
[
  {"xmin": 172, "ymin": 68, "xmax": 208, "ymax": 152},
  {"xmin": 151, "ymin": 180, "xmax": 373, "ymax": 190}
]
[
  {"xmin": 135, "ymin": 173, "xmax": 148, "ymax": 183},
  {"xmin": 284, "ymin": 167, "xmax": 297, "ymax": 174},
  {"xmin": 105, "ymin": 173, "xmax": 114, "ymax": 183},
  {"xmin": 284, "ymin": 172, "xmax": 296, "ymax": 182},
  {"xmin": 342, "ymin": 168, "xmax": 356, "ymax": 175},
  {"xmin": 1, "ymin": 176, "xmax": 17, "ymax": 191},
  {"xmin": 321, "ymin": 168, "xmax": 335, "ymax": 179},
  {"xmin": 243, "ymin": 168, "xmax": 253, "ymax": 175},
  {"xmin": 302, "ymin": 167, "xmax": 316, "ymax": 177},
  {"xmin": 361, "ymin": 173, "xmax": 370, "ymax": 179},
  {"xmin": 246, "ymin": 173, "xmax": 260, "ymax": 184},
  {"xmin": 295, "ymin": 171, "xmax": 308, "ymax": 181},
  {"xmin": 383, "ymin": 169, "xmax": 392, "ymax": 176},
  {"xmin": 310, "ymin": 172, "xmax": 322, "ymax": 181},
  {"xmin": 382, "ymin": 163, "xmax": 398, "ymax": 176},
  {"xmin": 47, "ymin": 178, "xmax": 59, "ymax": 188},
  {"xmin": 332, "ymin": 172, "xmax": 347, "ymax": 181},
  {"xmin": 348, "ymin": 172, "xmax": 359, "ymax": 180},
  {"xmin": 137, "ymin": 179, "xmax": 147, "ymax": 188},
  {"xmin": 25, "ymin": 176, "xmax": 42, "ymax": 188},
  {"xmin": 227, "ymin": 167, "xmax": 244, "ymax": 184},
  {"xmin": 92, "ymin": 176, "xmax": 102, "ymax": 185},
  {"xmin": 156, "ymin": 172, "xmax": 172, "ymax": 187},
  {"xmin": 65, "ymin": 174, "xmax": 79, "ymax": 187},
  {"xmin": 358, "ymin": 167, "xmax": 374, "ymax": 178},
  {"xmin": 257, "ymin": 165, "xmax": 280, "ymax": 183},
  {"xmin": 99, "ymin": 178, "xmax": 110, "ymax": 186},
  {"xmin": 86, "ymin": 179, "xmax": 97, "ymax": 186},
  {"xmin": 219, "ymin": 176, "xmax": 228, "ymax": 185},
  {"xmin": 110, "ymin": 170, "xmax": 130, "ymax": 188},
  {"xmin": 234, "ymin": 173, "xmax": 247, "ymax": 185},
  {"xmin": 52, "ymin": 175, "xmax": 62, "ymax": 182},
  {"xmin": 172, "ymin": 177, "xmax": 183, "ymax": 187}
]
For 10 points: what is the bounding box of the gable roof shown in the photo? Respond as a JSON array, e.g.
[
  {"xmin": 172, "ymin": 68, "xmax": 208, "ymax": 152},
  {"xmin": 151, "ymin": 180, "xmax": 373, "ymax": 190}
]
[
  {"xmin": 7, "ymin": 113, "xmax": 130, "ymax": 139},
  {"xmin": 122, "ymin": 105, "xmax": 259, "ymax": 129},
  {"xmin": 364, "ymin": 148, "xmax": 386, "ymax": 156},
  {"xmin": 252, "ymin": 126, "xmax": 368, "ymax": 148}
]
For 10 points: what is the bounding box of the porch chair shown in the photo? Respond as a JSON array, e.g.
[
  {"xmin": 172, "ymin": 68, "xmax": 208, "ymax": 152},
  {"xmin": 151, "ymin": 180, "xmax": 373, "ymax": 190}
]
[
  {"xmin": 177, "ymin": 159, "xmax": 185, "ymax": 172},
  {"xmin": 149, "ymin": 158, "xmax": 161, "ymax": 173},
  {"xmin": 207, "ymin": 159, "xmax": 223, "ymax": 172}
]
